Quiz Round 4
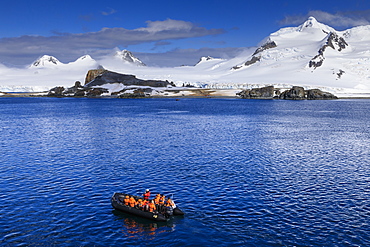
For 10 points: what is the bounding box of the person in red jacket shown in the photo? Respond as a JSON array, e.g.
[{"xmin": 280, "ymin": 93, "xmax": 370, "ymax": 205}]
[{"xmin": 143, "ymin": 189, "xmax": 151, "ymax": 200}]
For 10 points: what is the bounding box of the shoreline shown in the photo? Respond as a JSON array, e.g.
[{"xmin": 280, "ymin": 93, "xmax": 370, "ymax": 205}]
[
  {"xmin": 1, "ymin": 92, "xmax": 370, "ymax": 99},
  {"xmin": 3, "ymin": 85, "xmax": 369, "ymax": 99}
]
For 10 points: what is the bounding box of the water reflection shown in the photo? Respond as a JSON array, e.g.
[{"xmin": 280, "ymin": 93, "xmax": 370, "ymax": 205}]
[{"xmin": 112, "ymin": 210, "xmax": 175, "ymax": 240}]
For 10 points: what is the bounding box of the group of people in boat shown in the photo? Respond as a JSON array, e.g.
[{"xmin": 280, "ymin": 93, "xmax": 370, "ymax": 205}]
[{"xmin": 122, "ymin": 189, "xmax": 175, "ymax": 213}]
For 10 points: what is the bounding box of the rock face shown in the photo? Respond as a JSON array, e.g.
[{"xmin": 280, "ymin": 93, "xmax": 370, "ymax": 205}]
[
  {"xmin": 85, "ymin": 67, "xmax": 106, "ymax": 85},
  {"xmin": 233, "ymin": 41, "xmax": 277, "ymax": 70},
  {"xmin": 116, "ymin": 88, "xmax": 152, "ymax": 98},
  {"xmin": 85, "ymin": 69, "xmax": 174, "ymax": 88},
  {"xmin": 306, "ymin": 89, "xmax": 338, "ymax": 100},
  {"xmin": 309, "ymin": 32, "xmax": 348, "ymax": 69},
  {"xmin": 279, "ymin": 86, "xmax": 306, "ymax": 99},
  {"xmin": 252, "ymin": 41, "xmax": 277, "ymax": 56},
  {"xmin": 47, "ymin": 86, "xmax": 65, "ymax": 97},
  {"xmin": 236, "ymin": 86, "xmax": 275, "ymax": 99},
  {"xmin": 238, "ymin": 86, "xmax": 337, "ymax": 100}
]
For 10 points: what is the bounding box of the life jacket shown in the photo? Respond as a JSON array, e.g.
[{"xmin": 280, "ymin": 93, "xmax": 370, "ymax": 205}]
[
  {"xmin": 137, "ymin": 200, "xmax": 143, "ymax": 208},
  {"xmin": 124, "ymin": 197, "xmax": 130, "ymax": 206},
  {"xmin": 143, "ymin": 191, "xmax": 151, "ymax": 200},
  {"xmin": 148, "ymin": 202, "xmax": 156, "ymax": 212},
  {"xmin": 165, "ymin": 199, "xmax": 174, "ymax": 207},
  {"xmin": 159, "ymin": 196, "xmax": 165, "ymax": 205},
  {"xmin": 129, "ymin": 197, "xmax": 136, "ymax": 207},
  {"xmin": 154, "ymin": 196, "xmax": 160, "ymax": 204}
]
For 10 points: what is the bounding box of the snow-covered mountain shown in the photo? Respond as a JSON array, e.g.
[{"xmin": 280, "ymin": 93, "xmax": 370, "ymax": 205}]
[
  {"xmin": 28, "ymin": 51, "xmax": 144, "ymax": 70},
  {"xmin": 30, "ymin": 55, "xmax": 62, "ymax": 68},
  {"xmin": 207, "ymin": 16, "xmax": 370, "ymax": 94},
  {"xmin": 232, "ymin": 17, "xmax": 349, "ymax": 72},
  {"xmin": 113, "ymin": 50, "xmax": 146, "ymax": 66},
  {"xmin": 1, "ymin": 17, "xmax": 370, "ymax": 97},
  {"xmin": 30, "ymin": 55, "xmax": 98, "ymax": 69},
  {"xmin": 70, "ymin": 55, "xmax": 98, "ymax": 67}
]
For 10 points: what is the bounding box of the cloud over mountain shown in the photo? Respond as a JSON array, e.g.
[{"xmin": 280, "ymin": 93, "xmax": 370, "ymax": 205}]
[
  {"xmin": 0, "ymin": 19, "xmax": 225, "ymax": 66},
  {"xmin": 280, "ymin": 10, "xmax": 370, "ymax": 29}
]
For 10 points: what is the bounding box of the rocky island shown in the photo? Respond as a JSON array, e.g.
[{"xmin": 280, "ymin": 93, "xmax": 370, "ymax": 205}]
[
  {"xmin": 237, "ymin": 85, "xmax": 338, "ymax": 100},
  {"xmin": 47, "ymin": 67, "xmax": 176, "ymax": 98}
]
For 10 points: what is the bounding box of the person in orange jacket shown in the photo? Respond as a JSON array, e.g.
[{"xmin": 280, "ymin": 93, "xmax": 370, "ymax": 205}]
[
  {"xmin": 129, "ymin": 196, "xmax": 136, "ymax": 207},
  {"xmin": 165, "ymin": 198, "xmax": 175, "ymax": 208},
  {"xmin": 157, "ymin": 194, "xmax": 166, "ymax": 212},
  {"xmin": 154, "ymin": 194, "xmax": 161, "ymax": 204},
  {"xmin": 142, "ymin": 200, "xmax": 149, "ymax": 211},
  {"xmin": 123, "ymin": 195, "xmax": 130, "ymax": 206},
  {"xmin": 137, "ymin": 199, "xmax": 144, "ymax": 209},
  {"xmin": 148, "ymin": 200, "xmax": 156, "ymax": 213},
  {"xmin": 159, "ymin": 194, "xmax": 166, "ymax": 205}
]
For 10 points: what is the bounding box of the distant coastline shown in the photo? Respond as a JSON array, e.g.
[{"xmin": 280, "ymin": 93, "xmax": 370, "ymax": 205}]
[{"xmin": 2, "ymin": 89, "xmax": 370, "ymax": 99}]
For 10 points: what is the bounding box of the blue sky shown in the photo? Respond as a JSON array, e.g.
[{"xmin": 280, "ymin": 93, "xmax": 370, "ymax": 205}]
[{"xmin": 1, "ymin": 0, "xmax": 370, "ymax": 67}]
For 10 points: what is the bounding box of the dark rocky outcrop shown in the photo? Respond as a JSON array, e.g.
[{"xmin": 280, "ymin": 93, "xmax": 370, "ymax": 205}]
[
  {"xmin": 326, "ymin": 32, "xmax": 348, "ymax": 51},
  {"xmin": 306, "ymin": 89, "xmax": 338, "ymax": 100},
  {"xmin": 309, "ymin": 32, "xmax": 348, "ymax": 69},
  {"xmin": 252, "ymin": 41, "xmax": 277, "ymax": 56},
  {"xmin": 309, "ymin": 54, "xmax": 325, "ymax": 69},
  {"xmin": 243, "ymin": 56, "xmax": 261, "ymax": 67},
  {"xmin": 86, "ymin": 88, "xmax": 109, "ymax": 97},
  {"xmin": 279, "ymin": 86, "xmax": 306, "ymax": 100},
  {"xmin": 117, "ymin": 88, "xmax": 150, "ymax": 98},
  {"xmin": 85, "ymin": 67, "xmax": 106, "ymax": 85},
  {"xmin": 85, "ymin": 69, "xmax": 175, "ymax": 88},
  {"xmin": 61, "ymin": 81, "xmax": 85, "ymax": 96},
  {"xmin": 47, "ymin": 86, "xmax": 65, "ymax": 97},
  {"xmin": 233, "ymin": 41, "xmax": 277, "ymax": 70},
  {"xmin": 238, "ymin": 86, "xmax": 337, "ymax": 100},
  {"xmin": 237, "ymin": 86, "xmax": 275, "ymax": 99},
  {"xmin": 336, "ymin": 69, "xmax": 345, "ymax": 79}
]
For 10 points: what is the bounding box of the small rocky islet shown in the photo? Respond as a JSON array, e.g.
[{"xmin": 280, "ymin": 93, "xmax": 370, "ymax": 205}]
[{"xmin": 237, "ymin": 85, "xmax": 338, "ymax": 100}]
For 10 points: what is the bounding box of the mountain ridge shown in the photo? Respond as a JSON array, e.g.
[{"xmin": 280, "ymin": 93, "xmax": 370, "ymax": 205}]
[{"xmin": 28, "ymin": 50, "xmax": 146, "ymax": 69}]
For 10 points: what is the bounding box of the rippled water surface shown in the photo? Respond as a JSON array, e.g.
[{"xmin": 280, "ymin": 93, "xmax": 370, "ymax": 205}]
[{"xmin": 1, "ymin": 98, "xmax": 369, "ymax": 246}]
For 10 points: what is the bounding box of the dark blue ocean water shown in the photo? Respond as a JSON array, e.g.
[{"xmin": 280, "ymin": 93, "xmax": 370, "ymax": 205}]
[{"xmin": 0, "ymin": 97, "xmax": 369, "ymax": 246}]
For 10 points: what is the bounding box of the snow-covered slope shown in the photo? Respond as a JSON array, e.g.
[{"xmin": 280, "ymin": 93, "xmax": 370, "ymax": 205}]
[
  {"xmin": 1, "ymin": 17, "xmax": 370, "ymax": 97},
  {"xmin": 30, "ymin": 55, "xmax": 62, "ymax": 68}
]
